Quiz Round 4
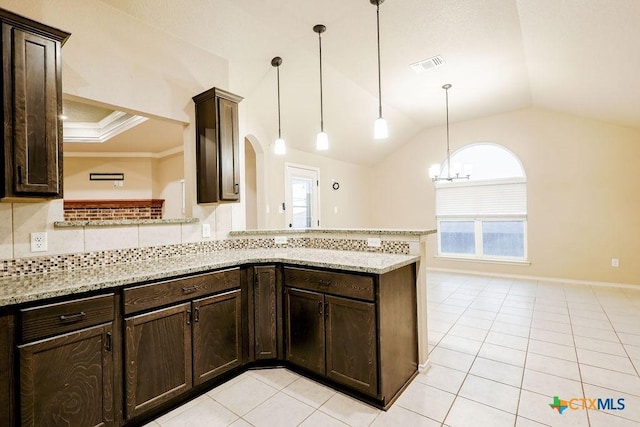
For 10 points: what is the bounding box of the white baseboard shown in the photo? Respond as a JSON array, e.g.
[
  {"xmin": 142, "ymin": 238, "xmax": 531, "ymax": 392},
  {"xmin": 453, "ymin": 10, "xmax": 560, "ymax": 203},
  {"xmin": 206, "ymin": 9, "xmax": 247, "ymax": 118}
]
[
  {"xmin": 418, "ymin": 359, "xmax": 431, "ymax": 373},
  {"xmin": 426, "ymin": 267, "xmax": 640, "ymax": 290}
]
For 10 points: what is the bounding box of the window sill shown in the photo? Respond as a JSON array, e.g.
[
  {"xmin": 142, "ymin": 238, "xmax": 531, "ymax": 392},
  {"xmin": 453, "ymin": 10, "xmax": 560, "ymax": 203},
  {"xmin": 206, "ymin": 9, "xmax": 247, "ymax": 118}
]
[{"xmin": 434, "ymin": 255, "xmax": 531, "ymax": 266}]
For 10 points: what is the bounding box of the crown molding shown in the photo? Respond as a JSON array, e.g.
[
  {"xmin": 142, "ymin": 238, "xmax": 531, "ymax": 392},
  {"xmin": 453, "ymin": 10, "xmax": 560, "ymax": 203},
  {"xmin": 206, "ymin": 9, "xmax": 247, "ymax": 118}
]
[{"xmin": 63, "ymin": 111, "xmax": 148, "ymax": 143}]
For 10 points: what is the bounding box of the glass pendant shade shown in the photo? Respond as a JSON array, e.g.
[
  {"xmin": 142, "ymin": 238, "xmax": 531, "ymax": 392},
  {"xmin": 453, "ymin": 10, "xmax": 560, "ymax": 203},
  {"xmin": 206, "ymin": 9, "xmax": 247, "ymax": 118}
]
[
  {"xmin": 274, "ymin": 138, "xmax": 286, "ymax": 155},
  {"xmin": 374, "ymin": 117, "xmax": 388, "ymax": 139},
  {"xmin": 316, "ymin": 131, "xmax": 329, "ymax": 150}
]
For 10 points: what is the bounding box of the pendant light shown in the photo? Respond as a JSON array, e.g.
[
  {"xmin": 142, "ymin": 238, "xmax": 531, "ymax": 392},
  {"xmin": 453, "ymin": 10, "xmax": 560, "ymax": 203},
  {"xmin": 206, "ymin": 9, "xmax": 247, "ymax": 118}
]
[
  {"xmin": 429, "ymin": 84, "xmax": 472, "ymax": 182},
  {"xmin": 314, "ymin": 24, "xmax": 329, "ymax": 150},
  {"xmin": 371, "ymin": 0, "xmax": 388, "ymax": 139},
  {"xmin": 271, "ymin": 56, "xmax": 286, "ymax": 155}
]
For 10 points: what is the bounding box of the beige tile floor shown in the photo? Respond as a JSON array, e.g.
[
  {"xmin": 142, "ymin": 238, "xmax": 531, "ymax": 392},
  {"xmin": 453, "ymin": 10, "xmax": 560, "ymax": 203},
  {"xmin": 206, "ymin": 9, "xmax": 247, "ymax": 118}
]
[{"xmin": 144, "ymin": 272, "xmax": 640, "ymax": 426}]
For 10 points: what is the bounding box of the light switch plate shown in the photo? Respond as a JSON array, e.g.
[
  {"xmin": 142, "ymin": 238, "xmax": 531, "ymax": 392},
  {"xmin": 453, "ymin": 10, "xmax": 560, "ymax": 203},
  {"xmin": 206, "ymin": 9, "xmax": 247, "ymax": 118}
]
[{"xmin": 202, "ymin": 223, "xmax": 211, "ymax": 238}]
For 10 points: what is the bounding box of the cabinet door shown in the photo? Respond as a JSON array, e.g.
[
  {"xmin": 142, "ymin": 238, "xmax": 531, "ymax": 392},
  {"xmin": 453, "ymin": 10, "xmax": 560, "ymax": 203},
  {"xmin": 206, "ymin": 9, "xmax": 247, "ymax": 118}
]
[
  {"xmin": 254, "ymin": 266, "xmax": 278, "ymax": 360},
  {"xmin": 19, "ymin": 323, "xmax": 114, "ymax": 427},
  {"xmin": 284, "ymin": 288, "xmax": 325, "ymax": 376},
  {"xmin": 193, "ymin": 289, "xmax": 242, "ymax": 385},
  {"xmin": 124, "ymin": 303, "xmax": 192, "ymax": 420},
  {"xmin": 217, "ymin": 97, "xmax": 240, "ymax": 201},
  {"xmin": 325, "ymin": 295, "xmax": 378, "ymax": 396},
  {"xmin": 7, "ymin": 25, "xmax": 61, "ymax": 196}
]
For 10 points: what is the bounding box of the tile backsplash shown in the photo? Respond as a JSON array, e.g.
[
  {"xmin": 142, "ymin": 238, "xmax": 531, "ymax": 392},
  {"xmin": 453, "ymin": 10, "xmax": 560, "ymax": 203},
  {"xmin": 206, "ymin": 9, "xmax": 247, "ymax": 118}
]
[{"xmin": 0, "ymin": 236, "xmax": 411, "ymax": 278}]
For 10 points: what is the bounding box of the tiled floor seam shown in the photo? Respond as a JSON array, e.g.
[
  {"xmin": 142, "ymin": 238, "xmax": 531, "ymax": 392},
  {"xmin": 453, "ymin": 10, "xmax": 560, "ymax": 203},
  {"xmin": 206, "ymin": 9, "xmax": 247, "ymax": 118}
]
[
  {"xmin": 438, "ymin": 279, "xmax": 516, "ymax": 425},
  {"xmin": 512, "ymin": 279, "xmax": 536, "ymax": 427}
]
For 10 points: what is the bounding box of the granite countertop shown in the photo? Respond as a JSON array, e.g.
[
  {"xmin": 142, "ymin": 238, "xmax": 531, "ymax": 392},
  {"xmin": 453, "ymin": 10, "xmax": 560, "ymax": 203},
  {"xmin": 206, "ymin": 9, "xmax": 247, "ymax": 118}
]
[
  {"xmin": 54, "ymin": 218, "xmax": 199, "ymax": 228},
  {"xmin": 229, "ymin": 228, "xmax": 436, "ymax": 236},
  {"xmin": 0, "ymin": 248, "xmax": 420, "ymax": 307}
]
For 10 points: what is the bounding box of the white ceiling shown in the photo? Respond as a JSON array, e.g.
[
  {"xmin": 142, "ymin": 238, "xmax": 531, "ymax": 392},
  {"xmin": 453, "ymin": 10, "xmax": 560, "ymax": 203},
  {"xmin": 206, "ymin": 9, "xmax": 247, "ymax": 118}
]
[{"xmin": 98, "ymin": 0, "xmax": 640, "ymax": 165}]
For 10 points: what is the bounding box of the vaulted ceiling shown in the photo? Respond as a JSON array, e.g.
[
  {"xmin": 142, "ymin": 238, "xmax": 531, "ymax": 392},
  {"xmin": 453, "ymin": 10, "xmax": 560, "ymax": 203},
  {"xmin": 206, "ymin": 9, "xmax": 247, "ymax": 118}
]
[{"xmin": 99, "ymin": 0, "xmax": 640, "ymax": 165}]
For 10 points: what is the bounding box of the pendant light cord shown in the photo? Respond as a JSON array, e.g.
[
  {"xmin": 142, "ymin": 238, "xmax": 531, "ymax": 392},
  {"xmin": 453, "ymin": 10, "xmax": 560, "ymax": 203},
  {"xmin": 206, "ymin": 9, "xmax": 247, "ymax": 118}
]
[
  {"xmin": 276, "ymin": 65, "xmax": 282, "ymax": 139},
  {"xmin": 318, "ymin": 30, "xmax": 324, "ymax": 132},
  {"xmin": 445, "ymin": 85, "xmax": 451, "ymax": 178},
  {"xmin": 376, "ymin": 2, "xmax": 383, "ymax": 118}
]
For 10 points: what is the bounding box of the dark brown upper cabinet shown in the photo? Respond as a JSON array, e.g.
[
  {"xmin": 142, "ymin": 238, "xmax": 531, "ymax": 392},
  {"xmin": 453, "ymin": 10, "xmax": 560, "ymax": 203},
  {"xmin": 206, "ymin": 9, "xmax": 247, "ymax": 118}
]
[
  {"xmin": 0, "ymin": 8, "xmax": 70, "ymax": 200},
  {"xmin": 192, "ymin": 87, "xmax": 243, "ymax": 204}
]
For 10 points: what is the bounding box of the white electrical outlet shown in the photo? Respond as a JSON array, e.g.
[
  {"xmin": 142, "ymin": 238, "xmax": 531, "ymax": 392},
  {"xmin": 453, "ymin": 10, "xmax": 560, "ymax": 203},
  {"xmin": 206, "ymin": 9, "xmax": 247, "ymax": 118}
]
[
  {"xmin": 274, "ymin": 236, "xmax": 288, "ymax": 244},
  {"xmin": 612, "ymin": 258, "xmax": 620, "ymax": 268},
  {"xmin": 30, "ymin": 232, "xmax": 48, "ymax": 252},
  {"xmin": 202, "ymin": 223, "xmax": 211, "ymax": 238},
  {"xmin": 367, "ymin": 237, "xmax": 382, "ymax": 248}
]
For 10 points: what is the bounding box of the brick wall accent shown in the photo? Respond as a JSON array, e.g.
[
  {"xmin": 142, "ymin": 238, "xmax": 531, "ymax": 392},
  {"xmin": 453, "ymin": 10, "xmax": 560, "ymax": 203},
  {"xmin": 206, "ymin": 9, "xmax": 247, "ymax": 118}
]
[{"xmin": 63, "ymin": 199, "xmax": 164, "ymax": 221}]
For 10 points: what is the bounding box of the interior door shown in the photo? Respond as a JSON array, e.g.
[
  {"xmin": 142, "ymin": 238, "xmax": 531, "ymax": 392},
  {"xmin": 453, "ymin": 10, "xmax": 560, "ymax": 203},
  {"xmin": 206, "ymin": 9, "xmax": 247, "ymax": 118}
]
[{"xmin": 284, "ymin": 164, "xmax": 320, "ymax": 228}]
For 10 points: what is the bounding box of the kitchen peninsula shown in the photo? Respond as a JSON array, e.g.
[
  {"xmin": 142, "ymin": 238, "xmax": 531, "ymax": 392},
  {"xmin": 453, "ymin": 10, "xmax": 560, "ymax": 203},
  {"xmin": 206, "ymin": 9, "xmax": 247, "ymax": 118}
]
[{"xmin": 0, "ymin": 229, "xmax": 434, "ymax": 426}]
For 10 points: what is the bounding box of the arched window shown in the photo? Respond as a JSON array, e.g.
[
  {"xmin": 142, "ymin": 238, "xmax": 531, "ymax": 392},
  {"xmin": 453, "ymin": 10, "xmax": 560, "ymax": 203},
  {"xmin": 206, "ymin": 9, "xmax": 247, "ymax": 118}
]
[{"xmin": 435, "ymin": 143, "xmax": 527, "ymax": 261}]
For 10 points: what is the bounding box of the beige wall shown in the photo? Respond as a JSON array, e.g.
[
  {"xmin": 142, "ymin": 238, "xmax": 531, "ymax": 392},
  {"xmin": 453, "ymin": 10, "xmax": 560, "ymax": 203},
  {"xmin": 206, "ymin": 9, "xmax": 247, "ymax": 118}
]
[
  {"xmin": 64, "ymin": 157, "xmax": 154, "ymax": 200},
  {"xmin": 258, "ymin": 145, "xmax": 374, "ymax": 230},
  {"xmin": 244, "ymin": 140, "xmax": 258, "ymax": 229},
  {"xmin": 372, "ymin": 107, "xmax": 640, "ymax": 285},
  {"xmin": 155, "ymin": 153, "xmax": 185, "ymax": 219}
]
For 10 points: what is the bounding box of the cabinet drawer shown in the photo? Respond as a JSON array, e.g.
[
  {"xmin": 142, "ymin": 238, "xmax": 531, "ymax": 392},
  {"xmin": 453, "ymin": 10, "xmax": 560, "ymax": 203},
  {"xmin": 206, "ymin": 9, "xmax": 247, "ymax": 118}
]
[
  {"xmin": 284, "ymin": 267, "xmax": 374, "ymax": 301},
  {"xmin": 20, "ymin": 294, "xmax": 114, "ymax": 343},
  {"xmin": 124, "ymin": 268, "xmax": 240, "ymax": 314}
]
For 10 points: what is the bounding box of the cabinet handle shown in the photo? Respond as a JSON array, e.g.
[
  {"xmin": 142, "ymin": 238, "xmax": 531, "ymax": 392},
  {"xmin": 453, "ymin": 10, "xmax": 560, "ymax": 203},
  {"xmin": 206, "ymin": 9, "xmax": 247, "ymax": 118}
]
[
  {"xmin": 324, "ymin": 302, "xmax": 329, "ymax": 318},
  {"xmin": 318, "ymin": 301, "xmax": 323, "ymax": 316},
  {"xmin": 187, "ymin": 309, "xmax": 192, "ymax": 325},
  {"xmin": 194, "ymin": 307, "xmax": 200, "ymax": 323},
  {"xmin": 318, "ymin": 280, "xmax": 332, "ymax": 287},
  {"xmin": 59, "ymin": 312, "xmax": 86, "ymax": 323},
  {"xmin": 105, "ymin": 332, "xmax": 112, "ymax": 351},
  {"xmin": 234, "ymin": 183, "xmax": 239, "ymax": 194},
  {"xmin": 182, "ymin": 285, "xmax": 199, "ymax": 294}
]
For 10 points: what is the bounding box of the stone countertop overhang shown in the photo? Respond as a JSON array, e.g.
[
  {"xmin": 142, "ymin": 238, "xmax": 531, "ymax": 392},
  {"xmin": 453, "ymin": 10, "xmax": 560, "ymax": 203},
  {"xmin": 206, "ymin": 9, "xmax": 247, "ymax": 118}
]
[{"xmin": 0, "ymin": 248, "xmax": 420, "ymax": 308}]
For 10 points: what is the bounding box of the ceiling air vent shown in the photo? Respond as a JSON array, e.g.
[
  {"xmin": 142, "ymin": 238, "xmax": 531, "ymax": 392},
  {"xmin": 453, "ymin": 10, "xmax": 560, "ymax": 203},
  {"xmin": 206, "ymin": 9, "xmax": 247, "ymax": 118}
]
[{"xmin": 410, "ymin": 55, "xmax": 445, "ymax": 73}]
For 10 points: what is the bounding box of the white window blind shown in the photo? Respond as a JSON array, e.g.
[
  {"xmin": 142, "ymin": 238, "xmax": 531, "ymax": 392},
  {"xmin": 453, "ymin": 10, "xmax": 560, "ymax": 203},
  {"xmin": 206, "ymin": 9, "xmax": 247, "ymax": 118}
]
[{"xmin": 436, "ymin": 180, "xmax": 527, "ymax": 217}]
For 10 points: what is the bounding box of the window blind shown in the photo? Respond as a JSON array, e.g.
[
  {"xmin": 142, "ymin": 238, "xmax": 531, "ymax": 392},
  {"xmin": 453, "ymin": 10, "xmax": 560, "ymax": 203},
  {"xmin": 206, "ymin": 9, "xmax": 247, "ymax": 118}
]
[{"xmin": 436, "ymin": 181, "xmax": 527, "ymax": 217}]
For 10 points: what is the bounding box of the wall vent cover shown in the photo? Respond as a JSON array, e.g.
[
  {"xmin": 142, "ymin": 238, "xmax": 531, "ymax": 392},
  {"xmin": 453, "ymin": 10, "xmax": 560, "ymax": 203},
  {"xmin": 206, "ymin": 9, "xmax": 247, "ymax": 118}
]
[{"xmin": 410, "ymin": 55, "xmax": 445, "ymax": 73}]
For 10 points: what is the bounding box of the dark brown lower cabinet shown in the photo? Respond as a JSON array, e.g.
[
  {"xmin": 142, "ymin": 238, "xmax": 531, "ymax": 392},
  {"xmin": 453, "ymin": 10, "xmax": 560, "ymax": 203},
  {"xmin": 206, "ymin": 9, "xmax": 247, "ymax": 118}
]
[
  {"xmin": 10, "ymin": 262, "xmax": 416, "ymax": 425},
  {"xmin": 285, "ymin": 288, "xmax": 378, "ymax": 396},
  {"xmin": 253, "ymin": 266, "xmax": 279, "ymax": 360},
  {"xmin": 284, "ymin": 288, "xmax": 325, "ymax": 376},
  {"xmin": 193, "ymin": 289, "xmax": 242, "ymax": 384},
  {"xmin": 125, "ymin": 289, "xmax": 243, "ymax": 421},
  {"xmin": 19, "ymin": 323, "xmax": 115, "ymax": 427},
  {"xmin": 124, "ymin": 303, "xmax": 192, "ymax": 420},
  {"xmin": 325, "ymin": 295, "xmax": 377, "ymax": 396}
]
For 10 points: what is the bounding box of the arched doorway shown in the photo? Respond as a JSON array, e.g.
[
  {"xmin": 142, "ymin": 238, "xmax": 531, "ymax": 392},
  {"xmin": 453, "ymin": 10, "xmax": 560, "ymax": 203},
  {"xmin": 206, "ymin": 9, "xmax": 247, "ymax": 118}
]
[{"xmin": 244, "ymin": 138, "xmax": 258, "ymax": 229}]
